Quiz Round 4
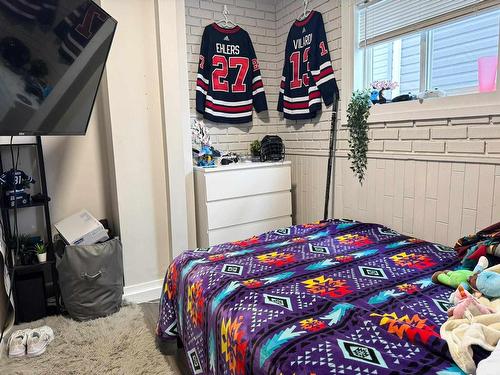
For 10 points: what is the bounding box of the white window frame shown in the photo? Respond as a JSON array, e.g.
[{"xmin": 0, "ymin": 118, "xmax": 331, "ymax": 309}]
[{"xmin": 341, "ymin": 0, "xmax": 500, "ymax": 124}]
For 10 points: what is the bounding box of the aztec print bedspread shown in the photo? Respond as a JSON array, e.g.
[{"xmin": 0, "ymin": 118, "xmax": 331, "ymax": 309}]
[{"xmin": 157, "ymin": 220, "xmax": 466, "ymax": 375}]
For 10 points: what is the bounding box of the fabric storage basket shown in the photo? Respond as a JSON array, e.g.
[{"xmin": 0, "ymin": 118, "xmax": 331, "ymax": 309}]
[{"xmin": 56, "ymin": 237, "xmax": 123, "ymax": 321}]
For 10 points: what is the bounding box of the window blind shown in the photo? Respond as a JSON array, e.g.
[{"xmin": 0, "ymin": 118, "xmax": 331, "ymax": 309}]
[{"xmin": 358, "ymin": 0, "xmax": 499, "ymax": 46}]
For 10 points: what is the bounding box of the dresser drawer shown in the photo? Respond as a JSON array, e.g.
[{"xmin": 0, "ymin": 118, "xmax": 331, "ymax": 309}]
[
  {"xmin": 204, "ymin": 164, "xmax": 291, "ymax": 201},
  {"xmin": 206, "ymin": 191, "xmax": 292, "ymax": 230},
  {"xmin": 208, "ymin": 216, "xmax": 292, "ymax": 246},
  {"xmin": 194, "ymin": 162, "xmax": 292, "ymax": 248}
]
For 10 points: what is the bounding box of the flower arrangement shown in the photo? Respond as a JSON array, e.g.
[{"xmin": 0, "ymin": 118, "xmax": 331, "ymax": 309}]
[{"xmin": 370, "ymin": 80, "xmax": 399, "ymax": 91}]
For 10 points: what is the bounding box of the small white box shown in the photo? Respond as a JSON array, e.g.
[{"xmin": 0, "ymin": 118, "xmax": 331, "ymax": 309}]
[{"xmin": 54, "ymin": 209, "xmax": 109, "ymax": 246}]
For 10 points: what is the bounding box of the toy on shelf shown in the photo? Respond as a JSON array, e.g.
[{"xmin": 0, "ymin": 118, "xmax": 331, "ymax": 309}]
[
  {"xmin": 193, "ymin": 145, "xmax": 220, "ymax": 168},
  {"xmin": 191, "ymin": 119, "xmax": 221, "ymax": 168},
  {"xmin": 0, "ymin": 168, "xmax": 35, "ymax": 207}
]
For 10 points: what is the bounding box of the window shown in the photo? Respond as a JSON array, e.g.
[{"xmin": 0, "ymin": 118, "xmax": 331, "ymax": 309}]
[{"xmin": 356, "ymin": 1, "xmax": 500, "ymax": 98}]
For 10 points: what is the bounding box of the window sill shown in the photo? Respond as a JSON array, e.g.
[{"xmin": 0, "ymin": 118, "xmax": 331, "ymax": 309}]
[{"xmin": 360, "ymin": 91, "xmax": 500, "ymax": 124}]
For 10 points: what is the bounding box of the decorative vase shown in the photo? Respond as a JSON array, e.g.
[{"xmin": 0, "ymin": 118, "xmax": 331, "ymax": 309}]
[{"xmin": 37, "ymin": 252, "xmax": 46, "ymax": 263}]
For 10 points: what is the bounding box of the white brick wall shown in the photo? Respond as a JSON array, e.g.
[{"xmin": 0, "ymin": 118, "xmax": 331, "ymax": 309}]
[
  {"xmin": 185, "ymin": 0, "xmax": 341, "ymax": 154},
  {"xmin": 185, "ymin": 1, "xmax": 500, "ymax": 238},
  {"xmin": 185, "ymin": 0, "xmax": 278, "ymax": 153},
  {"xmin": 360, "ymin": 116, "xmax": 500, "ymax": 156}
]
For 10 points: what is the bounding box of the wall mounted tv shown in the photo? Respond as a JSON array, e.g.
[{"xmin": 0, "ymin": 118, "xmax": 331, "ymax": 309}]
[{"xmin": 0, "ymin": 0, "xmax": 117, "ymax": 136}]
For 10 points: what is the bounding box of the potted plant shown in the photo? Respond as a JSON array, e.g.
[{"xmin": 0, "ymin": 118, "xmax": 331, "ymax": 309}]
[
  {"xmin": 250, "ymin": 140, "xmax": 261, "ymax": 161},
  {"xmin": 346, "ymin": 89, "xmax": 371, "ymax": 184},
  {"xmin": 35, "ymin": 242, "xmax": 47, "ymax": 263}
]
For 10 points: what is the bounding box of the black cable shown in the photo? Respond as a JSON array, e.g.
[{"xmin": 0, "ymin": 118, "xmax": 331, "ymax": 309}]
[{"xmin": 0, "ymin": 136, "xmax": 21, "ymax": 345}]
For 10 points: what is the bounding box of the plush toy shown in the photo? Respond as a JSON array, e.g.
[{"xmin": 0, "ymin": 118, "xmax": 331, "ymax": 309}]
[
  {"xmin": 194, "ymin": 145, "xmax": 216, "ymax": 168},
  {"xmin": 432, "ymin": 269, "xmax": 474, "ymax": 289},
  {"xmin": 468, "ymin": 257, "xmax": 500, "ymax": 299},
  {"xmin": 433, "ymin": 257, "xmax": 489, "ymax": 290},
  {"xmin": 447, "ymin": 285, "xmax": 496, "ymax": 319}
]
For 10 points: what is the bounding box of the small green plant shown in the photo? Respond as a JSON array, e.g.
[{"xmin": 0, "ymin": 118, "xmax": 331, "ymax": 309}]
[
  {"xmin": 35, "ymin": 242, "xmax": 46, "ymax": 254},
  {"xmin": 250, "ymin": 140, "xmax": 261, "ymax": 157},
  {"xmin": 346, "ymin": 89, "xmax": 371, "ymax": 184}
]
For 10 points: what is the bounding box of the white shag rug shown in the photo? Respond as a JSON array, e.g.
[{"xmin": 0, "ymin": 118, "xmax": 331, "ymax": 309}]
[{"xmin": 0, "ymin": 305, "xmax": 176, "ymax": 375}]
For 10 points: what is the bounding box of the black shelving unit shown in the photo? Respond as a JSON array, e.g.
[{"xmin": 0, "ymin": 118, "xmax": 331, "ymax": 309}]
[{"xmin": 0, "ymin": 136, "xmax": 59, "ymax": 322}]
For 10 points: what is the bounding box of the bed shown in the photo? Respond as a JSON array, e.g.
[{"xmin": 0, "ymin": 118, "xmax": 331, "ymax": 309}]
[{"xmin": 157, "ymin": 220, "xmax": 465, "ymax": 375}]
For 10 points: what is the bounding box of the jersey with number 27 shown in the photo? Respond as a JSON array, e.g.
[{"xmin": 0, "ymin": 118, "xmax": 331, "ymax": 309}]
[
  {"xmin": 278, "ymin": 11, "xmax": 339, "ymax": 120},
  {"xmin": 196, "ymin": 23, "xmax": 268, "ymax": 124}
]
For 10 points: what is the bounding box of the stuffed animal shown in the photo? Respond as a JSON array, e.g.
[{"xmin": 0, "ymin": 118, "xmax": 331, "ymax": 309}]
[
  {"xmin": 432, "ymin": 269, "xmax": 474, "ymax": 288},
  {"xmin": 447, "ymin": 285, "xmax": 495, "ymax": 319},
  {"xmin": 432, "ymin": 257, "xmax": 489, "ymax": 291},
  {"xmin": 468, "ymin": 257, "xmax": 500, "ymax": 299}
]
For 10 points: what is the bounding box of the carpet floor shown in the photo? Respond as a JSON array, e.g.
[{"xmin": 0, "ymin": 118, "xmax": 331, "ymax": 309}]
[{"xmin": 0, "ymin": 304, "xmax": 177, "ymax": 375}]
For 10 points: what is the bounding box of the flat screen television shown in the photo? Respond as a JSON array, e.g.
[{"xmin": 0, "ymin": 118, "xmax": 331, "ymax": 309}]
[{"xmin": 0, "ymin": 0, "xmax": 116, "ymax": 135}]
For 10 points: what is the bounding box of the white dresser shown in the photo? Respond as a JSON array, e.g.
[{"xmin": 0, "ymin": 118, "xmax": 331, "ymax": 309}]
[{"xmin": 193, "ymin": 161, "xmax": 292, "ymax": 247}]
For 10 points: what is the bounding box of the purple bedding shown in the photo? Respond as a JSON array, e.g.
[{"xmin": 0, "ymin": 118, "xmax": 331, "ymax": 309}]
[{"xmin": 157, "ymin": 220, "xmax": 465, "ymax": 375}]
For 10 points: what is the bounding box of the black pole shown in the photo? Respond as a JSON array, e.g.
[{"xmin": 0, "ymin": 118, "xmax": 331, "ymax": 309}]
[
  {"xmin": 36, "ymin": 137, "xmax": 53, "ymax": 258},
  {"xmin": 323, "ymin": 97, "xmax": 339, "ymax": 221}
]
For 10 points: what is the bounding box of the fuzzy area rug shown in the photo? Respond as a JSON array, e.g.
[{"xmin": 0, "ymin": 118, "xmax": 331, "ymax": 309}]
[{"xmin": 0, "ymin": 304, "xmax": 176, "ymax": 375}]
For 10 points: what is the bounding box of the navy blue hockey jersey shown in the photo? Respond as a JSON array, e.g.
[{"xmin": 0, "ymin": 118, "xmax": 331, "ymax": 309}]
[
  {"xmin": 278, "ymin": 11, "xmax": 338, "ymax": 120},
  {"xmin": 196, "ymin": 23, "xmax": 268, "ymax": 124}
]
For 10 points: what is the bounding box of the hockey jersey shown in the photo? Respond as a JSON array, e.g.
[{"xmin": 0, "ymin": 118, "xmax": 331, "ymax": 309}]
[
  {"xmin": 278, "ymin": 11, "xmax": 338, "ymax": 120},
  {"xmin": 196, "ymin": 23, "xmax": 268, "ymax": 124}
]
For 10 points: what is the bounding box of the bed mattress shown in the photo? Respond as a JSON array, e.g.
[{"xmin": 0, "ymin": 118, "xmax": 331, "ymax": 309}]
[{"xmin": 157, "ymin": 220, "xmax": 464, "ymax": 375}]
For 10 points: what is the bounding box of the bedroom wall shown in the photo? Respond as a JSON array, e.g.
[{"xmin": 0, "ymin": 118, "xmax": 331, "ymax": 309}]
[
  {"xmin": 0, "ymin": 97, "xmax": 114, "ymax": 241},
  {"xmin": 185, "ymin": 0, "xmax": 279, "ymax": 154},
  {"xmin": 280, "ymin": 1, "xmax": 500, "ymax": 246},
  {"xmin": 184, "ymin": 0, "xmax": 339, "ymax": 221},
  {"xmin": 185, "ymin": 0, "xmax": 500, "ymax": 247},
  {"xmin": 99, "ymin": 0, "xmax": 171, "ymax": 291},
  {"xmin": 334, "ymin": 118, "xmax": 500, "ymax": 246}
]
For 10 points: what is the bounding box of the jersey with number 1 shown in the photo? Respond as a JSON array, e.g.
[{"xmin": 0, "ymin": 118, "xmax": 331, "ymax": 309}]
[
  {"xmin": 196, "ymin": 23, "xmax": 268, "ymax": 124},
  {"xmin": 278, "ymin": 11, "xmax": 339, "ymax": 120}
]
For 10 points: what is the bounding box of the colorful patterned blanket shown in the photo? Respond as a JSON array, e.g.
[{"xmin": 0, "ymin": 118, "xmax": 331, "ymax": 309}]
[{"xmin": 157, "ymin": 220, "xmax": 465, "ymax": 375}]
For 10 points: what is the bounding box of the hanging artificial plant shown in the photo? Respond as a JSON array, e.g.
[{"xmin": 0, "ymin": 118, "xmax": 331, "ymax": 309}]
[{"xmin": 346, "ymin": 89, "xmax": 371, "ymax": 184}]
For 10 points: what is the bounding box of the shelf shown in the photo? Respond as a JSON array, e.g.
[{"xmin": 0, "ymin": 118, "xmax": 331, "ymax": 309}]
[
  {"xmin": 0, "ymin": 143, "xmax": 37, "ymax": 147},
  {"xmin": 0, "ymin": 200, "xmax": 48, "ymax": 210},
  {"xmin": 9, "ymin": 260, "xmax": 55, "ymax": 273}
]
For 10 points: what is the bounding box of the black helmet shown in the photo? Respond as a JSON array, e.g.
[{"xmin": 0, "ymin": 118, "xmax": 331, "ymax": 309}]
[{"xmin": 260, "ymin": 135, "xmax": 285, "ymax": 162}]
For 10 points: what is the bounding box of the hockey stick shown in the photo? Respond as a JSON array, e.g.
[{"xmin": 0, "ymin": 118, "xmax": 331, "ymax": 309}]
[{"xmin": 323, "ymin": 96, "xmax": 339, "ymax": 221}]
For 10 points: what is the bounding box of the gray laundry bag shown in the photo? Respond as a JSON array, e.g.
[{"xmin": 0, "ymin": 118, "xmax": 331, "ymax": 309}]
[{"xmin": 56, "ymin": 238, "xmax": 123, "ymax": 321}]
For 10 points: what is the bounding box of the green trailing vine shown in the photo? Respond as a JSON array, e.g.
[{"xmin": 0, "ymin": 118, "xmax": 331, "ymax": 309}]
[{"xmin": 346, "ymin": 89, "xmax": 371, "ymax": 184}]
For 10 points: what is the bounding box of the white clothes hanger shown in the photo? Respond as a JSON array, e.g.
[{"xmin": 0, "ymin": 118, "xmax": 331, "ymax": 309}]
[
  {"xmin": 297, "ymin": 0, "xmax": 312, "ymax": 21},
  {"xmin": 216, "ymin": 5, "xmax": 237, "ymax": 28}
]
